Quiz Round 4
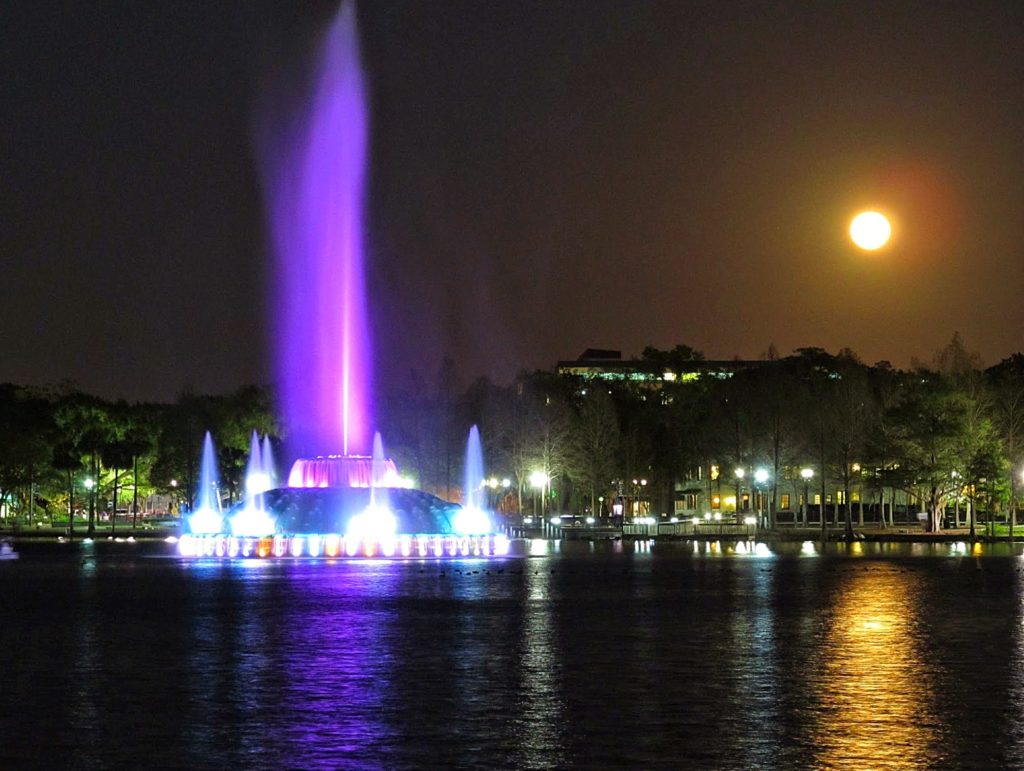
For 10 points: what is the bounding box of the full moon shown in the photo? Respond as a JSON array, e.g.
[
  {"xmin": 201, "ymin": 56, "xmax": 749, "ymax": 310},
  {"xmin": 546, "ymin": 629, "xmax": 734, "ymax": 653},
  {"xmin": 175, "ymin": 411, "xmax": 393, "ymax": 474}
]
[{"xmin": 849, "ymin": 211, "xmax": 892, "ymax": 250}]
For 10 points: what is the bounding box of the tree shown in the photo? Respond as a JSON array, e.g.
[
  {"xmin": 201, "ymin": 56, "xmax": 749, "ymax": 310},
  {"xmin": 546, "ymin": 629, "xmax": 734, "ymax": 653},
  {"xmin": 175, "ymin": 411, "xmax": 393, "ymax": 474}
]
[
  {"xmin": 378, "ymin": 368, "xmax": 431, "ymax": 494},
  {"xmin": 565, "ymin": 387, "xmax": 619, "ymax": 517},
  {"xmin": 865, "ymin": 361, "xmax": 905, "ymax": 528},
  {"xmin": 489, "ymin": 374, "xmax": 541, "ymax": 513},
  {"xmin": 715, "ymin": 373, "xmax": 756, "ymax": 524},
  {"xmin": 53, "ymin": 391, "xmax": 115, "ymax": 534},
  {"xmin": 437, "ymin": 358, "xmax": 461, "ymax": 501},
  {"xmin": 638, "ymin": 344, "xmax": 705, "ymax": 374},
  {"xmin": 0, "ymin": 385, "xmax": 53, "ymax": 525},
  {"xmin": 988, "ymin": 354, "xmax": 1024, "ymax": 533},
  {"xmin": 150, "ymin": 394, "xmax": 211, "ymax": 511},
  {"xmin": 885, "ymin": 372, "xmax": 977, "ymax": 532},
  {"xmin": 828, "ymin": 353, "xmax": 876, "ymax": 537},
  {"xmin": 743, "ymin": 356, "xmax": 805, "ymax": 528}
]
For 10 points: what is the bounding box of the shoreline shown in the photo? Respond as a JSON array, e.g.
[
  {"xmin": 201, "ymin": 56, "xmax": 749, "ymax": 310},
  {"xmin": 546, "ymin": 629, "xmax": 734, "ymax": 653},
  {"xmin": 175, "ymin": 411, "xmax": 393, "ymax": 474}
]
[{"xmin": 1, "ymin": 526, "xmax": 1020, "ymax": 545}]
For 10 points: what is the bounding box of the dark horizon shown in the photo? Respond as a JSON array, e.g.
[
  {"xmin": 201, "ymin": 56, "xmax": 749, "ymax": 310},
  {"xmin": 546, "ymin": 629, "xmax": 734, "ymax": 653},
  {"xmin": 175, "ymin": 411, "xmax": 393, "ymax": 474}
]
[{"xmin": 4, "ymin": 1, "xmax": 1022, "ymax": 402}]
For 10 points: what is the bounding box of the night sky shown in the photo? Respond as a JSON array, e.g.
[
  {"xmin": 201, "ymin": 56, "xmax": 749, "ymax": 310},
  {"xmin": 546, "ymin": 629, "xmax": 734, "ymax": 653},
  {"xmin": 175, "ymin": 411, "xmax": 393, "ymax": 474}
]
[{"xmin": 3, "ymin": 1, "xmax": 1023, "ymax": 402}]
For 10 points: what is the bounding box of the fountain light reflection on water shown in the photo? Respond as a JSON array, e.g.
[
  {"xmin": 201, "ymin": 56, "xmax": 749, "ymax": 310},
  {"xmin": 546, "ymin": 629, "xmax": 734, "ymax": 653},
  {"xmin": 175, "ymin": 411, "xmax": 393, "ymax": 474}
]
[{"xmin": 11, "ymin": 542, "xmax": 1024, "ymax": 767}]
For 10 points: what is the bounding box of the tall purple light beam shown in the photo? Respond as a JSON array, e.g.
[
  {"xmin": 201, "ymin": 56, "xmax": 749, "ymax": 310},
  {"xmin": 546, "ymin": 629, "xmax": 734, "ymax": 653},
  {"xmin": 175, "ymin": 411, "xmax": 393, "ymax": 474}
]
[{"xmin": 260, "ymin": 2, "xmax": 372, "ymax": 459}]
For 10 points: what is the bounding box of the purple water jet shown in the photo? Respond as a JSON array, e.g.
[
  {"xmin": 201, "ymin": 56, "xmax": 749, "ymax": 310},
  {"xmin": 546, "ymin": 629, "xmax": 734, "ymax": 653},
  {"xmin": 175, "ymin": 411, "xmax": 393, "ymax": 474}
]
[{"xmin": 260, "ymin": 1, "xmax": 372, "ymax": 459}]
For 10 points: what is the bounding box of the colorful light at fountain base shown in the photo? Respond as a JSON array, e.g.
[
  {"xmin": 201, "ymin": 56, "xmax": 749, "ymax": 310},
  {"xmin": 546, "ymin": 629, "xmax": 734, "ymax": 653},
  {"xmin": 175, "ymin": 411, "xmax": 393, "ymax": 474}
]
[
  {"xmin": 179, "ymin": 479, "xmax": 513, "ymax": 560},
  {"xmin": 178, "ymin": 533, "xmax": 511, "ymax": 559}
]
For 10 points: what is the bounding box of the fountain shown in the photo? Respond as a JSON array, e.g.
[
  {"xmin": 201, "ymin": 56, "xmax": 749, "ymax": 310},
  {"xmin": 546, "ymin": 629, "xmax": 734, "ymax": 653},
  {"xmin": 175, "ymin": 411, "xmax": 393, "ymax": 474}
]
[
  {"xmin": 228, "ymin": 432, "xmax": 277, "ymax": 538},
  {"xmin": 186, "ymin": 432, "xmax": 224, "ymax": 535},
  {"xmin": 463, "ymin": 426, "xmax": 484, "ymax": 511},
  {"xmin": 453, "ymin": 426, "xmax": 491, "ymax": 535},
  {"xmin": 261, "ymin": 435, "xmax": 275, "ymax": 487},
  {"xmin": 178, "ymin": 2, "xmax": 508, "ymax": 559},
  {"xmin": 244, "ymin": 431, "xmax": 273, "ymax": 497}
]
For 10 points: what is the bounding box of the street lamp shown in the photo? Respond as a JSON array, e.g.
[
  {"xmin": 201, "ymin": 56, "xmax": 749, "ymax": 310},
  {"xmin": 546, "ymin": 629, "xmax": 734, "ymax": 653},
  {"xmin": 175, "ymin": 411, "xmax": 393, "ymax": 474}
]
[
  {"xmin": 83, "ymin": 477, "xmax": 96, "ymax": 534},
  {"xmin": 631, "ymin": 478, "xmax": 649, "ymax": 521},
  {"xmin": 169, "ymin": 479, "xmax": 179, "ymax": 517},
  {"xmin": 754, "ymin": 468, "xmax": 769, "ymax": 528},
  {"xmin": 485, "ymin": 477, "xmax": 512, "ymax": 513},
  {"xmin": 529, "ymin": 470, "xmax": 548, "ymax": 519},
  {"xmin": 486, "ymin": 477, "xmax": 498, "ymax": 510},
  {"xmin": 800, "ymin": 468, "xmax": 814, "ymax": 527},
  {"xmin": 734, "ymin": 468, "xmax": 745, "ymax": 524}
]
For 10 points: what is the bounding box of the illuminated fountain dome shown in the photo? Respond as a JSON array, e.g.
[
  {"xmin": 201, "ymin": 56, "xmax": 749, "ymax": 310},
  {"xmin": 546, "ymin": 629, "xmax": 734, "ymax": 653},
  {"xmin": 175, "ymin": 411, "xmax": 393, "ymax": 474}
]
[{"xmin": 179, "ymin": 455, "xmax": 509, "ymax": 560}]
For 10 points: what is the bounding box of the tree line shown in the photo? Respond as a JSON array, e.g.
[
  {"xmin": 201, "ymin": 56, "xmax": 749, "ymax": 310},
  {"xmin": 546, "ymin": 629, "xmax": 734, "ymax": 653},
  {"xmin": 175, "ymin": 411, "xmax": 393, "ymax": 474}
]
[
  {"xmin": 0, "ymin": 383, "xmax": 276, "ymax": 532},
  {"xmin": 1, "ymin": 335, "xmax": 1022, "ymax": 536},
  {"xmin": 379, "ymin": 336, "xmax": 1024, "ymax": 538}
]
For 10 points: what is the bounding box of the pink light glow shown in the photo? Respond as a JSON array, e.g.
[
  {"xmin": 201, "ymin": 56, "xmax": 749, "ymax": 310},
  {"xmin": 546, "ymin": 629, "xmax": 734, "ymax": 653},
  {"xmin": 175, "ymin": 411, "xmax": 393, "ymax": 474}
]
[{"xmin": 287, "ymin": 455, "xmax": 399, "ymax": 488}]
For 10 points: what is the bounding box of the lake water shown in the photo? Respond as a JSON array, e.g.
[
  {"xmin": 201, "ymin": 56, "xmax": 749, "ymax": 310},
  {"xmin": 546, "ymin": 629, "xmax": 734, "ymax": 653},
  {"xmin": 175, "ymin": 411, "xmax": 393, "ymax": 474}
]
[{"xmin": 3, "ymin": 538, "xmax": 1024, "ymax": 769}]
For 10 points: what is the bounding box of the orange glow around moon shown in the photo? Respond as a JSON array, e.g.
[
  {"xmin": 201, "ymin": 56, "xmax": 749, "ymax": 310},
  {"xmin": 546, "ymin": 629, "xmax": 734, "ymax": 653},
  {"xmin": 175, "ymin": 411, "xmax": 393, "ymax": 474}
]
[{"xmin": 849, "ymin": 211, "xmax": 892, "ymax": 250}]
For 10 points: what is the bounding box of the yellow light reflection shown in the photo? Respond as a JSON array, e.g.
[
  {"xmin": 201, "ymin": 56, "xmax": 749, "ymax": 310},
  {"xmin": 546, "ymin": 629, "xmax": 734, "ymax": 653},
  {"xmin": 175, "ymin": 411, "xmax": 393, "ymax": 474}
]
[
  {"xmin": 810, "ymin": 567, "xmax": 937, "ymax": 768},
  {"xmin": 517, "ymin": 566, "xmax": 567, "ymax": 766}
]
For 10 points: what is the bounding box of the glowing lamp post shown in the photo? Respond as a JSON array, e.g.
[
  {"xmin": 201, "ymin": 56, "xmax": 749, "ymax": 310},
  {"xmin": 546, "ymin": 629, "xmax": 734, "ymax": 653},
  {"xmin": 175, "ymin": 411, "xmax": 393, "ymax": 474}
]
[
  {"xmin": 486, "ymin": 477, "xmax": 498, "ymax": 511},
  {"xmin": 485, "ymin": 477, "xmax": 512, "ymax": 513},
  {"xmin": 800, "ymin": 468, "xmax": 814, "ymax": 527},
  {"xmin": 631, "ymin": 478, "xmax": 648, "ymax": 521},
  {"xmin": 529, "ymin": 470, "xmax": 549, "ymax": 521},
  {"xmin": 754, "ymin": 468, "xmax": 769, "ymax": 528},
  {"xmin": 734, "ymin": 468, "xmax": 745, "ymax": 524},
  {"xmin": 84, "ymin": 477, "xmax": 96, "ymax": 535}
]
